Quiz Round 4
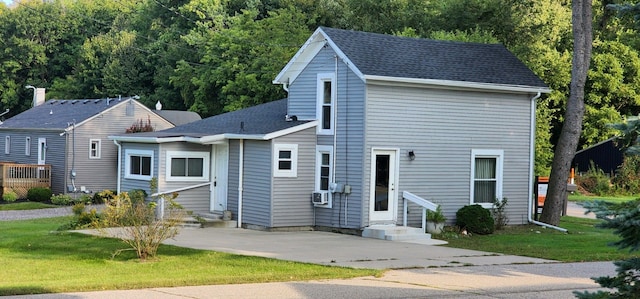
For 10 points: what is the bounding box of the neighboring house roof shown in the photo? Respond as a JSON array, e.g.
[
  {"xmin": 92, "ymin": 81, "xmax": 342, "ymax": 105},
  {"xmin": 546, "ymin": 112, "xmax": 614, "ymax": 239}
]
[
  {"xmin": 110, "ymin": 99, "xmax": 316, "ymax": 143},
  {"xmin": 274, "ymin": 27, "xmax": 550, "ymax": 93},
  {"xmin": 153, "ymin": 110, "xmax": 201, "ymax": 126},
  {"xmin": 0, "ymin": 97, "xmax": 138, "ymax": 130}
]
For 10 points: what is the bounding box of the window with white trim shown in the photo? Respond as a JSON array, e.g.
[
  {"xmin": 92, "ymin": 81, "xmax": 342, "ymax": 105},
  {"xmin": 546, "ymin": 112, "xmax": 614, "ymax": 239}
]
[
  {"xmin": 165, "ymin": 151, "xmax": 209, "ymax": 182},
  {"xmin": 316, "ymin": 73, "xmax": 335, "ymax": 134},
  {"xmin": 273, "ymin": 144, "xmax": 298, "ymax": 177},
  {"xmin": 315, "ymin": 145, "xmax": 333, "ymax": 207},
  {"xmin": 25, "ymin": 137, "xmax": 30, "ymax": 156},
  {"xmin": 125, "ymin": 149, "xmax": 154, "ymax": 180},
  {"xmin": 4, "ymin": 136, "xmax": 10, "ymax": 154},
  {"xmin": 470, "ymin": 149, "xmax": 504, "ymax": 207},
  {"xmin": 89, "ymin": 139, "xmax": 101, "ymax": 159}
]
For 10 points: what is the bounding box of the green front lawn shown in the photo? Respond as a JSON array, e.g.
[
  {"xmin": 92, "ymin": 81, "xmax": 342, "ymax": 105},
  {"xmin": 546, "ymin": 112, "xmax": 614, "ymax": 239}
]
[
  {"xmin": 0, "ymin": 202, "xmax": 57, "ymax": 211},
  {"xmin": 568, "ymin": 193, "xmax": 638, "ymax": 204},
  {"xmin": 442, "ymin": 216, "xmax": 638, "ymax": 262},
  {"xmin": 0, "ymin": 217, "xmax": 380, "ymax": 296}
]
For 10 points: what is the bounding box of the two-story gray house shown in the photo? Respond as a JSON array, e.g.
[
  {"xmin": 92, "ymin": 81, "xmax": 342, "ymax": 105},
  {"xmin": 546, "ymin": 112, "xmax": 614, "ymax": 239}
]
[
  {"xmin": 0, "ymin": 95, "xmax": 199, "ymax": 195},
  {"xmin": 110, "ymin": 27, "xmax": 550, "ymax": 236}
]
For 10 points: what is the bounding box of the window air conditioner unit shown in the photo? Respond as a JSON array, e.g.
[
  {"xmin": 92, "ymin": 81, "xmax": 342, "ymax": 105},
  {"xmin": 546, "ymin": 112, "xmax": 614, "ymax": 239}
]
[{"xmin": 311, "ymin": 192, "xmax": 328, "ymax": 205}]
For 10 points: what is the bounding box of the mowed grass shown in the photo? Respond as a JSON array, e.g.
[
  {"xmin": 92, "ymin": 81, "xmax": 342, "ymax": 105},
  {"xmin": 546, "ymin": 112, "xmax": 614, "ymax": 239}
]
[
  {"xmin": 0, "ymin": 202, "xmax": 58, "ymax": 211},
  {"xmin": 568, "ymin": 193, "xmax": 639, "ymax": 204},
  {"xmin": 0, "ymin": 217, "xmax": 381, "ymax": 296},
  {"xmin": 442, "ymin": 216, "xmax": 638, "ymax": 262}
]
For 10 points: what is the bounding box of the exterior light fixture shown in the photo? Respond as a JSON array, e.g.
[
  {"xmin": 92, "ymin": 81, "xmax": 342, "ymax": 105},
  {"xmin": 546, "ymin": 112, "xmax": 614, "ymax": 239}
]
[{"xmin": 408, "ymin": 150, "xmax": 415, "ymax": 161}]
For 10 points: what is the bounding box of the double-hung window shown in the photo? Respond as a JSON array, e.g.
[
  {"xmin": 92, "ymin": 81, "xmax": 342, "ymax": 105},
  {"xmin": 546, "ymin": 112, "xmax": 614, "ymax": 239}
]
[
  {"xmin": 316, "ymin": 73, "xmax": 335, "ymax": 135},
  {"xmin": 470, "ymin": 149, "xmax": 503, "ymax": 207},
  {"xmin": 166, "ymin": 151, "xmax": 209, "ymax": 182},
  {"xmin": 89, "ymin": 139, "xmax": 101, "ymax": 159},
  {"xmin": 273, "ymin": 144, "xmax": 298, "ymax": 177},
  {"xmin": 315, "ymin": 145, "xmax": 333, "ymax": 208},
  {"xmin": 125, "ymin": 149, "xmax": 153, "ymax": 180}
]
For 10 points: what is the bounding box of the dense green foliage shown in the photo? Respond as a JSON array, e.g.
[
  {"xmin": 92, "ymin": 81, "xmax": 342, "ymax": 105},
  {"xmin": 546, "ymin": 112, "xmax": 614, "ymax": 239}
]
[
  {"xmin": 455, "ymin": 204, "xmax": 495, "ymax": 235},
  {"xmin": 1, "ymin": 0, "xmax": 639, "ymax": 174},
  {"xmin": 26, "ymin": 187, "xmax": 52, "ymax": 202}
]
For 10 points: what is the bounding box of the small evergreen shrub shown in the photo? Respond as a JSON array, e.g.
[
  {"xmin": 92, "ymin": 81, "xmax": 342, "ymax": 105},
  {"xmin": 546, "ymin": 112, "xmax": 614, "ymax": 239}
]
[
  {"xmin": 2, "ymin": 189, "xmax": 18, "ymax": 202},
  {"xmin": 491, "ymin": 198, "xmax": 509, "ymax": 230},
  {"xmin": 27, "ymin": 187, "xmax": 52, "ymax": 202},
  {"xmin": 58, "ymin": 203, "xmax": 103, "ymax": 230},
  {"xmin": 51, "ymin": 194, "xmax": 73, "ymax": 205},
  {"xmin": 456, "ymin": 204, "xmax": 495, "ymax": 235},
  {"xmin": 75, "ymin": 194, "xmax": 92, "ymax": 205}
]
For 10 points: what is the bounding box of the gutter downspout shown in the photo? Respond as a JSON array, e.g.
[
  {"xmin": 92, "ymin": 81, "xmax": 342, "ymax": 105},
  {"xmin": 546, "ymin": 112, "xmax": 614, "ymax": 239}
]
[
  {"xmin": 527, "ymin": 92, "xmax": 567, "ymax": 232},
  {"xmin": 113, "ymin": 140, "xmax": 122, "ymax": 194},
  {"xmin": 237, "ymin": 139, "xmax": 244, "ymax": 228}
]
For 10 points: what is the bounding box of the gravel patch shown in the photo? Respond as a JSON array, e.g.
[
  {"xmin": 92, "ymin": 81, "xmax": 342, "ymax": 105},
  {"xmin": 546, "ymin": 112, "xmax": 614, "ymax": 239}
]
[{"xmin": 0, "ymin": 206, "xmax": 73, "ymax": 221}]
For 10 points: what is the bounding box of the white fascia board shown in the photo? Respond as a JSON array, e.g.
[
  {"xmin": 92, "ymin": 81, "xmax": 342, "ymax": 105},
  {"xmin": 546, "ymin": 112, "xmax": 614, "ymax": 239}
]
[
  {"xmin": 274, "ymin": 28, "xmax": 325, "ymax": 85},
  {"xmin": 108, "ymin": 135, "xmax": 191, "ymax": 144},
  {"xmin": 364, "ymin": 75, "xmax": 551, "ymax": 94},
  {"xmin": 273, "ymin": 28, "xmax": 365, "ymax": 85},
  {"xmin": 263, "ymin": 120, "xmax": 318, "ymax": 140}
]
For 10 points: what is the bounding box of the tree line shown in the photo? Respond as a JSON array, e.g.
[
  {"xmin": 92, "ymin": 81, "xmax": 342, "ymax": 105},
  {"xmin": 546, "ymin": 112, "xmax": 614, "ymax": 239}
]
[{"xmin": 1, "ymin": 0, "xmax": 639, "ymax": 175}]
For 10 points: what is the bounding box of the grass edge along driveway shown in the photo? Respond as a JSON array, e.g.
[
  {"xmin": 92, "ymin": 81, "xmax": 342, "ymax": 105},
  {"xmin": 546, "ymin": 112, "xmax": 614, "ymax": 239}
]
[{"xmin": 0, "ymin": 217, "xmax": 381, "ymax": 296}]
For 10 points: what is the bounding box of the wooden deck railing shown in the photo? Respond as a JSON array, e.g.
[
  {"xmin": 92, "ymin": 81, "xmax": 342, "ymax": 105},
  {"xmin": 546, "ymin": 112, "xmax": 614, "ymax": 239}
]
[{"xmin": 0, "ymin": 162, "xmax": 51, "ymax": 198}]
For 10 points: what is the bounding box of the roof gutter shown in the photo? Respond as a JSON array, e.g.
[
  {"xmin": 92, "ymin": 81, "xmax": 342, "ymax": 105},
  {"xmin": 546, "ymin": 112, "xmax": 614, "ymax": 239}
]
[{"xmin": 527, "ymin": 92, "xmax": 567, "ymax": 232}]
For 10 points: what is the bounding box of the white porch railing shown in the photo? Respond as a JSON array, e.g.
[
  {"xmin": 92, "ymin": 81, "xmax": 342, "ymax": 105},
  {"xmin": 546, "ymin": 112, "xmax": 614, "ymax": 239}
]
[
  {"xmin": 402, "ymin": 191, "xmax": 439, "ymax": 232},
  {"xmin": 150, "ymin": 182, "xmax": 212, "ymax": 218}
]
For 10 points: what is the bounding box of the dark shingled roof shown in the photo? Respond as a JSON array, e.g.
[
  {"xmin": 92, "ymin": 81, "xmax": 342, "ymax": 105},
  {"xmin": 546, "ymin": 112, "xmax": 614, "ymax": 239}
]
[
  {"xmin": 320, "ymin": 27, "xmax": 548, "ymax": 88},
  {"xmin": 153, "ymin": 110, "xmax": 202, "ymax": 126},
  {"xmin": 0, "ymin": 97, "xmax": 136, "ymax": 130},
  {"xmin": 122, "ymin": 99, "xmax": 310, "ymax": 139}
]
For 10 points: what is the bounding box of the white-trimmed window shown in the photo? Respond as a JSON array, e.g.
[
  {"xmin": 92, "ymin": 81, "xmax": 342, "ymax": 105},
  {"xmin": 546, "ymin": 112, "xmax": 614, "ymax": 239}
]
[
  {"xmin": 470, "ymin": 149, "xmax": 504, "ymax": 207},
  {"xmin": 165, "ymin": 151, "xmax": 209, "ymax": 182},
  {"xmin": 89, "ymin": 139, "xmax": 101, "ymax": 159},
  {"xmin": 25, "ymin": 137, "xmax": 30, "ymax": 156},
  {"xmin": 315, "ymin": 145, "xmax": 333, "ymax": 208},
  {"xmin": 316, "ymin": 73, "xmax": 335, "ymax": 135},
  {"xmin": 125, "ymin": 149, "xmax": 154, "ymax": 180},
  {"xmin": 273, "ymin": 144, "xmax": 298, "ymax": 177},
  {"xmin": 4, "ymin": 136, "xmax": 10, "ymax": 154}
]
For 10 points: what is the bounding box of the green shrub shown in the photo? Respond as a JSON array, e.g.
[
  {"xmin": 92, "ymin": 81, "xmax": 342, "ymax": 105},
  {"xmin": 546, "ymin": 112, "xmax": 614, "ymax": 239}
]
[
  {"xmin": 72, "ymin": 202, "xmax": 85, "ymax": 215},
  {"xmin": 576, "ymin": 161, "xmax": 611, "ymax": 196},
  {"xmin": 128, "ymin": 189, "xmax": 148, "ymax": 204},
  {"xmin": 613, "ymin": 155, "xmax": 640, "ymax": 194},
  {"xmin": 2, "ymin": 189, "xmax": 18, "ymax": 202},
  {"xmin": 491, "ymin": 198, "xmax": 509, "ymax": 230},
  {"xmin": 27, "ymin": 187, "xmax": 52, "ymax": 202},
  {"xmin": 92, "ymin": 190, "xmax": 116, "ymax": 204},
  {"xmin": 51, "ymin": 194, "xmax": 73, "ymax": 205},
  {"xmin": 456, "ymin": 204, "xmax": 495, "ymax": 235},
  {"xmin": 75, "ymin": 194, "xmax": 92, "ymax": 205}
]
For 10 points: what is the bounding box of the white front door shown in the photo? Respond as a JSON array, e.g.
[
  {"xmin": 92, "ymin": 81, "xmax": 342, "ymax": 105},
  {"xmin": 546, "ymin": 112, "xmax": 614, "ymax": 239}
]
[
  {"xmin": 369, "ymin": 149, "xmax": 399, "ymax": 223},
  {"xmin": 210, "ymin": 143, "xmax": 229, "ymax": 212}
]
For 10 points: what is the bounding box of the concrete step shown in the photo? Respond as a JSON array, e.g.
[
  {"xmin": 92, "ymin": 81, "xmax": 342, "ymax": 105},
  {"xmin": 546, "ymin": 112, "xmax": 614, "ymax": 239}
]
[
  {"xmin": 362, "ymin": 225, "xmax": 432, "ymax": 241},
  {"xmin": 194, "ymin": 213, "xmax": 238, "ymax": 228}
]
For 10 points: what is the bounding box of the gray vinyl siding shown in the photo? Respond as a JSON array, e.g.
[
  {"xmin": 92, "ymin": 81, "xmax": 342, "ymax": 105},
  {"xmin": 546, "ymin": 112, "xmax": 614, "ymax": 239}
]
[
  {"xmin": 241, "ymin": 140, "xmax": 272, "ymax": 227},
  {"xmin": 119, "ymin": 142, "xmax": 160, "ymax": 194},
  {"xmin": 364, "ymin": 84, "xmax": 534, "ymax": 226},
  {"xmin": 0, "ymin": 130, "xmax": 66, "ymax": 194},
  {"xmin": 157, "ymin": 142, "xmax": 212, "ymax": 214},
  {"xmin": 69, "ymin": 100, "xmax": 174, "ymax": 194},
  {"xmin": 227, "ymin": 140, "xmax": 239, "ymax": 219},
  {"xmin": 287, "ymin": 46, "xmax": 368, "ymax": 229},
  {"xmin": 271, "ymin": 127, "xmax": 316, "ymax": 227}
]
